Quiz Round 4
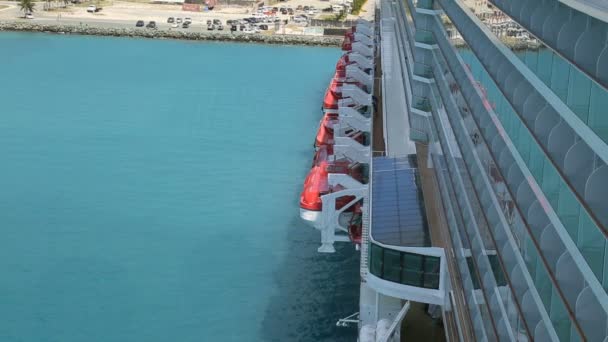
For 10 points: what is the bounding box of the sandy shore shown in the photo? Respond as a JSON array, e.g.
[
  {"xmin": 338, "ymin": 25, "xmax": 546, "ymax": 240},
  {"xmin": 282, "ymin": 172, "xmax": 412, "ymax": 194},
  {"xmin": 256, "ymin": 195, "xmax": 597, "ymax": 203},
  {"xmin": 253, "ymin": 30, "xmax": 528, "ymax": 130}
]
[{"xmin": 0, "ymin": 21, "xmax": 345, "ymax": 46}]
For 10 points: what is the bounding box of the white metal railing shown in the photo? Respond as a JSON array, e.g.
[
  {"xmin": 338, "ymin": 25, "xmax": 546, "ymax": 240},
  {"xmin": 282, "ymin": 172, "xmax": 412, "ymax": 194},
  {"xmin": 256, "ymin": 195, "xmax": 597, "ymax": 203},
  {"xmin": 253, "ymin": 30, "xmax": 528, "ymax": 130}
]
[
  {"xmin": 376, "ymin": 301, "xmax": 410, "ymax": 342},
  {"xmin": 336, "ymin": 311, "xmax": 360, "ymax": 327},
  {"xmin": 360, "ymin": 199, "xmax": 370, "ymax": 279}
]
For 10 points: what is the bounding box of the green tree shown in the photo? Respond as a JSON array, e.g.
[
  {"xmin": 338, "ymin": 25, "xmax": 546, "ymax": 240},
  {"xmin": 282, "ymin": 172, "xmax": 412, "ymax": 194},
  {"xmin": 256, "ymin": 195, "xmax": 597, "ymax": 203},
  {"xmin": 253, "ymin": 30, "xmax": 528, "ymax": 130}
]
[{"xmin": 18, "ymin": 0, "xmax": 35, "ymax": 16}]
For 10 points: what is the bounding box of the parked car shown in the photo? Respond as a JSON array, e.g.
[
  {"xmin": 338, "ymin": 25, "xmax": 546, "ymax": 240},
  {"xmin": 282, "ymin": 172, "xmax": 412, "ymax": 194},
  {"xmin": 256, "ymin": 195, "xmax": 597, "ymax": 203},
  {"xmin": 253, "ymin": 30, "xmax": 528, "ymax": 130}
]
[
  {"xmin": 258, "ymin": 24, "xmax": 268, "ymax": 30},
  {"xmin": 176, "ymin": 18, "xmax": 183, "ymax": 24},
  {"xmin": 287, "ymin": 8, "xmax": 294, "ymax": 14},
  {"xmin": 226, "ymin": 19, "xmax": 233, "ymax": 25},
  {"xmin": 146, "ymin": 21, "xmax": 156, "ymax": 29},
  {"xmin": 167, "ymin": 17, "xmax": 174, "ymax": 23},
  {"xmin": 296, "ymin": 5, "xmax": 303, "ymax": 10},
  {"xmin": 25, "ymin": 12, "xmax": 34, "ymax": 19},
  {"xmin": 182, "ymin": 22, "xmax": 189, "ymax": 28},
  {"xmin": 136, "ymin": 20, "xmax": 145, "ymax": 27},
  {"xmin": 207, "ymin": 23, "xmax": 215, "ymax": 30},
  {"xmin": 207, "ymin": 19, "xmax": 212, "ymax": 25},
  {"xmin": 213, "ymin": 19, "xmax": 221, "ymax": 25},
  {"xmin": 216, "ymin": 23, "xmax": 224, "ymax": 30},
  {"xmin": 293, "ymin": 15, "xmax": 307, "ymax": 23},
  {"xmin": 303, "ymin": 5, "xmax": 309, "ymax": 11},
  {"xmin": 87, "ymin": 5, "xmax": 101, "ymax": 12},
  {"xmin": 184, "ymin": 17, "xmax": 192, "ymax": 24},
  {"xmin": 230, "ymin": 24, "xmax": 238, "ymax": 31}
]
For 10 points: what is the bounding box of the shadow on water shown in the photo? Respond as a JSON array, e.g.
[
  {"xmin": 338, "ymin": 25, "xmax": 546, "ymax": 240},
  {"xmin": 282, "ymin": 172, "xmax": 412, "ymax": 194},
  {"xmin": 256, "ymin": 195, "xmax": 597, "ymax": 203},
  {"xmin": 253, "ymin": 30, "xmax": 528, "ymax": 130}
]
[{"xmin": 261, "ymin": 215, "xmax": 360, "ymax": 342}]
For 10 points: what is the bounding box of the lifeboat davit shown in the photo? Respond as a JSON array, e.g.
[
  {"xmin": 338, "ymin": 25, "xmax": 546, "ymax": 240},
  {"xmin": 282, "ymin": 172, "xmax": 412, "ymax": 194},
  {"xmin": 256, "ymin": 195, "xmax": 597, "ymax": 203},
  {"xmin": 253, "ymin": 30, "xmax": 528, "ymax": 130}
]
[
  {"xmin": 299, "ymin": 160, "xmax": 360, "ymax": 227},
  {"xmin": 315, "ymin": 112, "xmax": 366, "ymax": 149},
  {"xmin": 312, "ymin": 144, "xmax": 333, "ymax": 167}
]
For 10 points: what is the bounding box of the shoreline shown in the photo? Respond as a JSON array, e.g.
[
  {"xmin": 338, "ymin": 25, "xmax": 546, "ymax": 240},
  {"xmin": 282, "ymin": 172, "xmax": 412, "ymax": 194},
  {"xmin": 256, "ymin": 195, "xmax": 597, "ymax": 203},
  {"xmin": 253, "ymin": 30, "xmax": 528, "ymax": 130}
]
[{"xmin": 0, "ymin": 21, "xmax": 344, "ymax": 46}]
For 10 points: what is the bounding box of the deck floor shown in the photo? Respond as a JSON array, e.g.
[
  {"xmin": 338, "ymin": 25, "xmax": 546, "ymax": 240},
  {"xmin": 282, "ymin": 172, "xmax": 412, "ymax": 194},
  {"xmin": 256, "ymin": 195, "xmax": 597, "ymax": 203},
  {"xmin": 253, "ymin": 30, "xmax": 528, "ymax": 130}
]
[
  {"xmin": 373, "ymin": 54, "xmax": 386, "ymax": 155},
  {"xmin": 416, "ymin": 142, "xmax": 476, "ymax": 342}
]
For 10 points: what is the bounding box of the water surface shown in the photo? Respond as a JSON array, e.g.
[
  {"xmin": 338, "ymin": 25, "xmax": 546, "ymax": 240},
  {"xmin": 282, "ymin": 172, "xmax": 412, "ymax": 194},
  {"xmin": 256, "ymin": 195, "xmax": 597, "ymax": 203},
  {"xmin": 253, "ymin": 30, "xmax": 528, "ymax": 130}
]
[{"xmin": 0, "ymin": 32, "xmax": 359, "ymax": 342}]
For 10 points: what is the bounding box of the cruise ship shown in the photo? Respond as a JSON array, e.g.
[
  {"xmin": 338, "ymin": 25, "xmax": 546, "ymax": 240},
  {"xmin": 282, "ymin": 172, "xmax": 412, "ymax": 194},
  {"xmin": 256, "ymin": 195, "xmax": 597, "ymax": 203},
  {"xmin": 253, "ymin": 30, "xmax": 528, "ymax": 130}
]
[{"xmin": 299, "ymin": 0, "xmax": 608, "ymax": 340}]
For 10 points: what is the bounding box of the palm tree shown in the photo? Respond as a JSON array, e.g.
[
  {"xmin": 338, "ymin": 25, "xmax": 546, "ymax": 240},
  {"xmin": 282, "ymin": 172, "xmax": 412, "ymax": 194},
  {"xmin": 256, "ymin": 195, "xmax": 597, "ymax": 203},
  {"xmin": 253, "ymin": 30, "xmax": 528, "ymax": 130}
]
[{"xmin": 18, "ymin": 0, "xmax": 35, "ymax": 17}]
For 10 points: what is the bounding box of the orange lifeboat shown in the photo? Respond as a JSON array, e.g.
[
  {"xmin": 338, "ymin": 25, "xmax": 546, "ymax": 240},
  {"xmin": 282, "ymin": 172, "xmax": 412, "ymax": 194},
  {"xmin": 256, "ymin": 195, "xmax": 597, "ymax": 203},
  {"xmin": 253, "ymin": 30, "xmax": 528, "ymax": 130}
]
[
  {"xmin": 299, "ymin": 160, "xmax": 361, "ymax": 226},
  {"xmin": 323, "ymin": 77, "xmax": 343, "ymax": 111},
  {"xmin": 342, "ymin": 36, "xmax": 352, "ymax": 51},
  {"xmin": 312, "ymin": 143, "xmax": 334, "ymax": 167},
  {"xmin": 336, "ymin": 54, "xmax": 348, "ymax": 74},
  {"xmin": 335, "ymin": 61, "xmax": 347, "ymax": 78},
  {"xmin": 315, "ymin": 113, "xmax": 338, "ymax": 147},
  {"xmin": 315, "ymin": 112, "xmax": 366, "ymax": 149}
]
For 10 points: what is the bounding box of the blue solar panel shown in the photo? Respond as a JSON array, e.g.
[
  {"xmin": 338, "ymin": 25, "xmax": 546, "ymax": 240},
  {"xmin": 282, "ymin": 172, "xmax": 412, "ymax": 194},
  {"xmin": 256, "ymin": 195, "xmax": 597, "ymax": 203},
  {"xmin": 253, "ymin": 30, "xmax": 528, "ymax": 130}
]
[{"xmin": 371, "ymin": 156, "xmax": 430, "ymax": 247}]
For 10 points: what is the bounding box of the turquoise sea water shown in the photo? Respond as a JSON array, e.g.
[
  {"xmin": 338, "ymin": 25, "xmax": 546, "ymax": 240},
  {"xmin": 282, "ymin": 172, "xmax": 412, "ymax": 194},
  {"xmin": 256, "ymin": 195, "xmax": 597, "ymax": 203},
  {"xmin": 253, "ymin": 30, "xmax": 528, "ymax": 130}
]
[{"xmin": 0, "ymin": 32, "xmax": 359, "ymax": 342}]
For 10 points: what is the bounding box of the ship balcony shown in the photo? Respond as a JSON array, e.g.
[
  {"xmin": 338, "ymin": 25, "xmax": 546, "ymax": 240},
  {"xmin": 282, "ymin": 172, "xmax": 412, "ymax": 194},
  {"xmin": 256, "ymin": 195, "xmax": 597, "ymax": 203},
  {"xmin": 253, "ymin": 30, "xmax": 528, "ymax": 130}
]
[
  {"xmin": 415, "ymin": 0, "xmax": 441, "ymax": 15},
  {"xmin": 414, "ymin": 29, "xmax": 438, "ymax": 49},
  {"xmin": 367, "ymin": 156, "xmax": 447, "ymax": 305},
  {"xmin": 413, "ymin": 62, "xmax": 435, "ymax": 84}
]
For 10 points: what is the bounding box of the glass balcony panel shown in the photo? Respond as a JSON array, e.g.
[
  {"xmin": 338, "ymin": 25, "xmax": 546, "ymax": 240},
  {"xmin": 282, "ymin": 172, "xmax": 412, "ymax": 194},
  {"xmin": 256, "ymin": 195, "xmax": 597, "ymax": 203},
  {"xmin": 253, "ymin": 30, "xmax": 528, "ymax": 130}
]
[
  {"xmin": 588, "ymin": 82, "xmax": 608, "ymax": 143},
  {"xmin": 585, "ymin": 165, "xmax": 608, "ymax": 228},
  {"xmin": 523, "ymin": 235, "xmax": 537, "ymax": 279},
  {"xmin": 549, "ymin": 56, "xmax": 570, "ymax": 103},
  {"xmin": 414, "ymin": 62, "xmax": 434, "ymax": 78},
  {"xmin": 557, "ymin": 183, "xmax": 581, "ymax": 242},
  {"xmin": 527, "ymin": 142, "xmax": 545, "ymax": 183},
  {"xmin": 524, "ymin": 50, "xmax": 539, "ymax": 74},
  {"xmin": 556, "ymin": 252, "xmax": 585, "ymax": 308},
  {"xmin": 534, "ymin": 261, "xmax": 552, "ymax": 309},
  {"xmin": 536, "ymin": 49, "xmax": 553, "ymax": 86},
  {"xmin": 564, "ymin": 141, "xmax": 594, "ymax": 195},
  {"xmin": 550, "ymin": 287, "xmax": 574, "ymax": 342},
  {"xmin": 566, "ymin": 67, "xmax": 592, "ymax": 124},
  {"xmin": 575, "ymin": 287, "xmax": 608, "ymax": 342},
  {"xmin": 413, "ymin": 95, "xmax": 432, "ymax": 112},
  {"xmin": 416, "ymin": 0, "xmax": 433, "ymax": 10},
  {"xmin": 541, "ymin": 159, "xmax": 560, "ymax": 208},
  {"xmin": 547, "ymin": 120, "xmax": 576, "ymax": 168},
  {"xmin": 415, "ymin": 29, "xmax": 435, "ymax": 44},
  {"xmin": 578, "ymin": 211, "xmax": 606, "ymax": 281}
]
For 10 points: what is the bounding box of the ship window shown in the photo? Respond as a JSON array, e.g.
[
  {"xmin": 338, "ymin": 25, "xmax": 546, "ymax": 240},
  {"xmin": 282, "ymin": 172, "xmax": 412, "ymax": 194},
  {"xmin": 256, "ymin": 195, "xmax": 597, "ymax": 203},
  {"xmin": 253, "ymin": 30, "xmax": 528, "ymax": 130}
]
[
  {"xmin": 370, "ymin": 244, "xmax": 383, "ymax": 277},
  {"xmin": 423, "ymin": 256, "xmax": 441, "ymax": 289},
  {"xmin": 383, "ymin": 249, "xmax": 402, "ymax": 283},
  {"xmin": 369, "ymin": 244, "xmax": 442, "ymax": 290},
  {"xmin": 403, "ymin": 253, "xmax": 424, "ymax": 287}
]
